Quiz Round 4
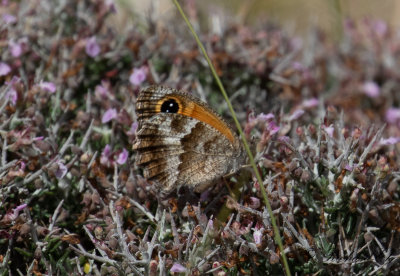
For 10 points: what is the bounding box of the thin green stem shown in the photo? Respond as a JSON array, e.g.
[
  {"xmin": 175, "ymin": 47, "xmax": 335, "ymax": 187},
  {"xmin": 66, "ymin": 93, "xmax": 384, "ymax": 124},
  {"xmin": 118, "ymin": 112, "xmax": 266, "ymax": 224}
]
[
  {"xmin": 330, "ymin": 0, "xmax": 344, "ymax": 40},
  {"xmin": 171, "ymin": 0, "xmax": 291, "ymax": 275}
]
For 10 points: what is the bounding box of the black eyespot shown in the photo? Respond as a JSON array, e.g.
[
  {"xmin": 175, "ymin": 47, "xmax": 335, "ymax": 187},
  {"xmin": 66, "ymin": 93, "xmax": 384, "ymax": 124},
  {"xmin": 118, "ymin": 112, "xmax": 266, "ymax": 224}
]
[{"xmin": 160, "ymin": 99, "xmax": 179, "ymax": 113}]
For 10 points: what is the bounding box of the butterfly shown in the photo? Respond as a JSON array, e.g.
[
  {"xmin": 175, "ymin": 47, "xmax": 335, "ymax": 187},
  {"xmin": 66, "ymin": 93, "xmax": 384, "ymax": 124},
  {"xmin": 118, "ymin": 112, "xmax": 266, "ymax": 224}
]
[{"xmin": 133, "ymin": 86, "xmax": 245, "ymax": 195}]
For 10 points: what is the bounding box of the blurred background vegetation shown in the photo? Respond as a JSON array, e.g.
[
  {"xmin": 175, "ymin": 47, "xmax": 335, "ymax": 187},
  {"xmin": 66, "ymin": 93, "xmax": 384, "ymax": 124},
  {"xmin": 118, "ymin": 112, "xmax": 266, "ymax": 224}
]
[{"xmin": 117, "ymin": 0, "xmax": 400, "ymax": 38}]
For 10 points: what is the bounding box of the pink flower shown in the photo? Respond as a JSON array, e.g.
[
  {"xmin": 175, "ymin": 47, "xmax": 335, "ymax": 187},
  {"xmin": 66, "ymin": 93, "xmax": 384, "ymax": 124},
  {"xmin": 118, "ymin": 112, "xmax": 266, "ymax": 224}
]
[
  {"xmin": 9, "ymin": 203, "xmax": 27, "ymax": 220},
  {"xmin": 6, "ymin": 89, "xmax": 17, "ymax": 105},
  {"xmin": 105, "ymin": 0, "xmax": 116, "ymax": 12},
  {"xmin": 33, "ymin": 136, "xmax": 44, "ymax": 141},
  {"xmin": 302, "ymin": 98, "xmax": 319, "ymax": 108},
  {"xmin": 129, "ymin": 66, "xmax": 147, "ymax": 86},
  {"xmin": 39, "ymin": 81, "xmax": 56, "ymax": 93},
  {"xmin": 207, "ymin": 219, "xmax": 214, "ymax": 229},
  {"xmin": 385, "ymin": 108, "xmax": 400, "ymax": 124},
  {"xmin": 20, "ymin": 161, "xmax": 26, "ymax": 171},
  {"xmin": 0, "ymin": 62, "xmax": 11, "ymax": 76},
  {"xmin": 5, "ymin": 76, "xmax": 20, "ymax": 105},
  {"xmin": 100, "ymin": 144, "xmax": 112, "ymax": 165},
  {"xmin": 95, "ymin": 80, "xmax": 109, "ymax": 97},
  {"xmin": 253, "ymin": 227, "xmax": 264, "ymax": 245},
  {"xmin": 6, "ymin": 75, "xmax": 20, "ymax": 85},
  {"xmin": 344, "ymin": 164, "xmax": 354, "ymax": 172},
  {"xmin": 291, "ymin": 61, "xmax": 305, "ymax": 71},
  {"xmin": 170, "ymin": 263, "xmax": 186, "ymax": 273},
  {"xmin": 248, "ymin": 113, "xmax": 274, "ymax": 125},
  {"xmin": 257, "ymin": 112, "xmax": 275, "ymax": 121},
  {"xmin": 380, "ymin": 137, "xmax": 400, "ymax": 145},
  {"xmin": 85, "ymin": 36, "xmax": 100, "ymax": 58},
  {"xmin": 14, "ymin": 203, "xmax": 27, "ymax": 213},
  {"xmin": 102, "ymin": 108, "xmax": 118, "ymax": 123},
  {"xmin": 9, "ymin": 40, "xmax": 22, "ymax": 57},
  {"xmin": 323, "ymin": 124, "xmax": 334, "ymax": 138},
  {"xmin": 55, "ymin": 161, "xmax": 68, "ymax": 179},
  {"xmin": 128, "ymin": 122, "xmax": 138, "ymax": 135},
  {"xmin": 372, "ymin": 20, "xmax": 387, "ymax": 37},
  {"xmin": 116, "ymin": 148, "xmax": 128, "ymax": 165},
  {"xmin": 267, "ymin": 121, "xmax": 280, "ymax": 135},
  {"xmin": 2, "ymin": 13, "xmax": 16, "ymax": 24},
  {"xmin": 362, "ymin": 81, "xmax": 380, "ymax": 98},
  {"xmin": 289, "ymin": 109, "xmax": 304, "ymax": 121}
]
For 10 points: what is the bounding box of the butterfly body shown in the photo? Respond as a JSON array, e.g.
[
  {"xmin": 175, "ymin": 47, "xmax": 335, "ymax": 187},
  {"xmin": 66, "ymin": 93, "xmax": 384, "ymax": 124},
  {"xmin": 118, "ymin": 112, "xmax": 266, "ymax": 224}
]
[{"xmin": 133, "ymin": 86, "xmax": 244, "ymax": 194}]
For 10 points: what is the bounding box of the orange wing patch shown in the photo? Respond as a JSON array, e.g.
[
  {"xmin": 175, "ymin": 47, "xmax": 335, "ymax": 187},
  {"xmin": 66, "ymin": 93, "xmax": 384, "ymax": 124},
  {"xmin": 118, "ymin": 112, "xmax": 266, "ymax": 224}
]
[{"xmin": 155, "ymin": 95, "xmax": 235, "ymax": 144}]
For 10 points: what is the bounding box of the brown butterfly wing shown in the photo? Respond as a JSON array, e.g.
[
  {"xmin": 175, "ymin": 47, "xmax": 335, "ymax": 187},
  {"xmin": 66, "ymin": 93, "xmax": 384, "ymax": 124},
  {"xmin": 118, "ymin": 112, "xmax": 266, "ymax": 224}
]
[
  {"xmin": 133, "ymin": 85, "xmax": 244, "ymax": 194},
  {"xmin": 133, "ymin": 113, "xmax": 242, "ymax": 193},
  {"xmin": 176, "ymin": 116, "xmax": 243, "ymax": 192}
]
